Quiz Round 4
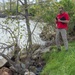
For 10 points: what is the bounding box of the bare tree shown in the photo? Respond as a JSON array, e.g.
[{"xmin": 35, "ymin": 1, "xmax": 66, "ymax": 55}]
[{"xmin": 0, "ymin": 0, "xmax": 44, "ymax": 74}]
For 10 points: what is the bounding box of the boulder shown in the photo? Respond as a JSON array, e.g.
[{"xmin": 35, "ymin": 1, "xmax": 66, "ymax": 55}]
[
  {"xmin": 24, "ymin": 71, "xmax": 35, "ymax": 75},
  {"xmin": 0, "ymin": 67, "xmax": 12, "ymax": 75},
  {"xmin": 40, "ymin": 25, "xmax": 55, "ymax": 41}
]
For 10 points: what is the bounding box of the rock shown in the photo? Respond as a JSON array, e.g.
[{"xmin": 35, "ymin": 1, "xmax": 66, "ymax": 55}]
[
  {"xmin": 31, "ymin": 44, "xmax": 40, "ymax": 51},
  {"xmin": 2, "ymin": 72, "xmax": 9, "ymax": 75},
  {"xmin": 29, "ymin": 66, "xmax": 37, "ymax": 73},
  {"xmin": 24, "ymin": 71, "xmax": 35, "ymax": 75},
  {"xmin": 35, "ymin": 67, "xmax": 42, "ymax": 75},
  {"xmin": 0, "ymin": 13, "xmax": 7, "ymax": 18},
  {"xmin": 0, "ymin": 58, "xmax": 7, "ymax": 67},
  {"xmin": 68, "ymin": 36, "xmax": 75, "ymax": 41},
  {"xmin": 0, "ymin": 49, "xmax": 16, "ymax": 68},
  {"xmin": 20, "ymin": 44, "xmax": 40, "ymax": 61},
  {"xmin": 40, "ymin": 25, "xmax": 55, "ymax": 41},
  {"xmin": 40, "ymin": 47, "xmax": 50, "ymax": 53},
  {"xmin": 0, "ymin": 67, "xmax": 12, "ymax": 75}
]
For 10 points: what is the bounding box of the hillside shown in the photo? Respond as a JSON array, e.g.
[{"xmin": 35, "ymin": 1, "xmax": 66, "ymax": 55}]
[{"xmin": 41, "ymin": 41, "xmax": 75, "ymax": 75}]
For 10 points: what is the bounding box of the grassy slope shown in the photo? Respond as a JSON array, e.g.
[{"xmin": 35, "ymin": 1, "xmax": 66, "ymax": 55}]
[{"xmin": 41, "ymin": 42, "xmax": 75, "ymax": 75}]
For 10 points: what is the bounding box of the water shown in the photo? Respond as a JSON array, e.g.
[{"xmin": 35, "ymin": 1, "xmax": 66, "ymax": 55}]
[{"xmin": 0, "ymin": 18, "xmax": 46, "ymax": 59}]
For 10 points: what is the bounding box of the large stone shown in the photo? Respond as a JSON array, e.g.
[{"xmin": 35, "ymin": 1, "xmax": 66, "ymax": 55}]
[
  {"xmin": 40, "ymin": 25, "xmax": 55, "ymax": 41},
  {"xmin": 0, "ymin": 67, "xmax": 12, "ymax": 75},
  {"xmin": 0, "ymin": 58, "xmax": 7, "ymax": 67},
  {"xmin": 24, "ymin": 71, "xmax": 35, "ymax": 75}
]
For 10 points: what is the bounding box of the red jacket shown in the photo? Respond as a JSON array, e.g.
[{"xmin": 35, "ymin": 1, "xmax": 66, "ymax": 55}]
[{"xmin": 56, "ymin": 12, "xmax": 70, "ymax": 30}]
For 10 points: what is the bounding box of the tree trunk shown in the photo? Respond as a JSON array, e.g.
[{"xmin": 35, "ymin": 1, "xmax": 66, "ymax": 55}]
[
  {"xmin": 24, "ymin": 0, "xmax": 33, "ymax": 68},
  {"xmin": 24, "ymin": 0, "xmax": 32, "ymax": 48}
]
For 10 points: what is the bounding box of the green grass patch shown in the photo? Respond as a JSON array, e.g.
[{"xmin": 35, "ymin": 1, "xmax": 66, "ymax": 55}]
[{"xmin": 40, "ymin": 42, "xmax": 75, "ymax": 75}]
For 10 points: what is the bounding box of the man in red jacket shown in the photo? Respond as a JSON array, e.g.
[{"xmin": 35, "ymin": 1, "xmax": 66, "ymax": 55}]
[{"xmin": 55, "ymin": 7, "xmax": 70, "ymax": 51}]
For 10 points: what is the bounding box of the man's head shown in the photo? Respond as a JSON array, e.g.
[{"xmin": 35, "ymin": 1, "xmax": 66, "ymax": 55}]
[{"xmin": 59, "ymin": 7, "xmax": 64, "ymax": 14}]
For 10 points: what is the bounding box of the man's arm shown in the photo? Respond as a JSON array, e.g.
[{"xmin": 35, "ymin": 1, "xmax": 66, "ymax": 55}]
[
  {"xmin": 58, "ymin": 19, "xmax": 69, "ymax": 23},
  {"xmin": 58, "ymin": 13, "xmax": 70, "ymax": 24}
]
